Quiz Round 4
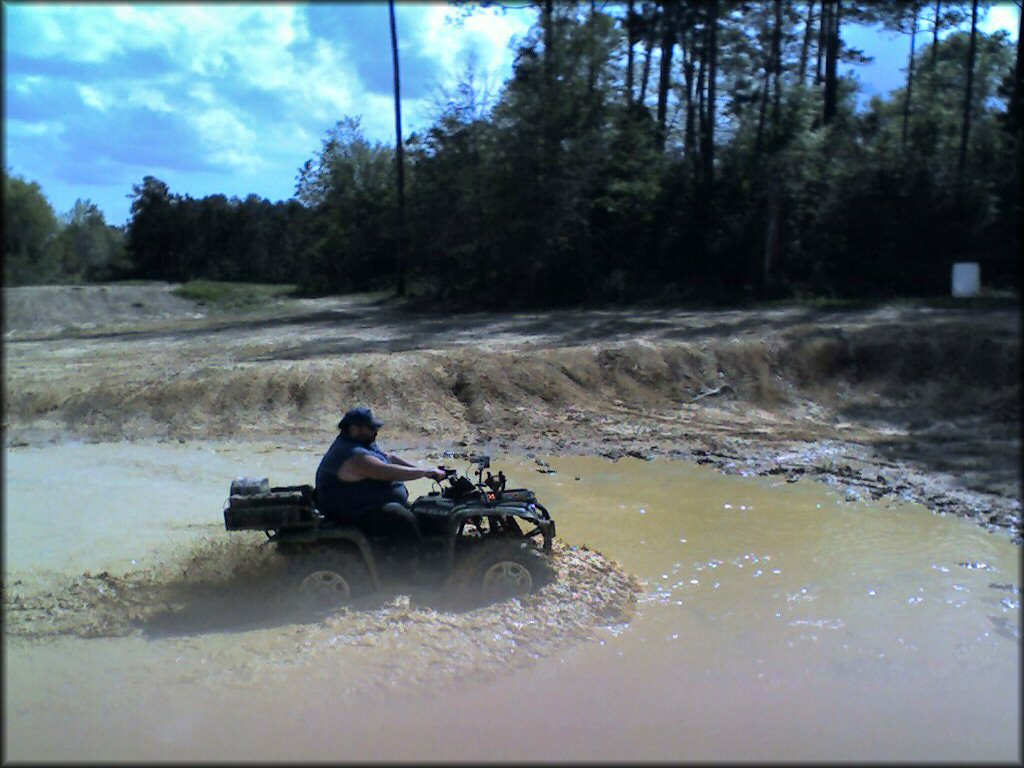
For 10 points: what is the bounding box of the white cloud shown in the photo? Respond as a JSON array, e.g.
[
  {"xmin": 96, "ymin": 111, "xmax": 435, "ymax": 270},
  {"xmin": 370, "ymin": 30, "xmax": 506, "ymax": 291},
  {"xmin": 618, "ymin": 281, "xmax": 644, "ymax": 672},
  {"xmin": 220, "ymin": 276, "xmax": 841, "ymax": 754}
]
[
  {"xmin": 5, "ymin": 3, "xmax": 538, "ymax": 219},
  {"xmin": 979, "ymin": 4, "xmax": 1020, "ymax": 36},
  {"xmin": 7, "ymin": 119, "xmax": 67, "ymax": 139},
  {"xmin": 11, "ymin": 5, "xmax": 127, "ymax": 62},
  {"xmin": 193, "ymin": 108, "xmax": 261, "ymax": 170},
  {"xmin": 110, "ymin": 5, "xmax": 178, "ymax": 44},
  {"xmin": 6, "ymin": 4, "xmax": 358, "ymax": 169},
  {"xmin": 296, "ymin": 38, "xmax": 359, "ymax": 121},
  {"xmin": 127, "ymin": 87, "xmax": 174, "ymax": 114},
  {"xmin": 356, "ymin": 92, "xmax": 435, "ymax": 143},
  {"xmin": 6, "ymin": 3, "xmax": 533, "ymax": 154},
  {"xmin": 10, "ymin": 75, "xmax": 47, "ymax": 96},
  {"xmin": 416, "ymin": 4, "xmax": 535, "ymax": 93},
  {"xmin": 188, "ymin": 82, "xmax": 218, "ymax": 106},
  {"xmin": 121, "ymin": 6, "xmax": 358, "ymax": 128},
  {"xmin": 77, "ymin": 84, "xmax": 109, "ymax": 112},
  {"xmin": 8, "ymin": 5, "xmax": 347, "ymax": 103}
]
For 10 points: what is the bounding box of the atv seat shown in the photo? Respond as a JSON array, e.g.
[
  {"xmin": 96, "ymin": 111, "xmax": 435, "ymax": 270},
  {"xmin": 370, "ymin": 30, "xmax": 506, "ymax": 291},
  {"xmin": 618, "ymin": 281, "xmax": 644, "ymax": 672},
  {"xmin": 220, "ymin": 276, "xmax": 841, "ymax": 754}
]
[{"xmin": 411, "ymin": 499, "xmax": 458, "ymax": 537}]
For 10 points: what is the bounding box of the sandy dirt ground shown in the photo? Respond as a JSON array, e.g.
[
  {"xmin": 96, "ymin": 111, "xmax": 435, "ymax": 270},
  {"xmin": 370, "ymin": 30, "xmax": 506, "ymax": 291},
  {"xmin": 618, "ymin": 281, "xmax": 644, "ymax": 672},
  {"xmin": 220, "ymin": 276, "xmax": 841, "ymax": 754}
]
[{"xmin": 3, "ymin": 284, "xmax": 1020, "ymax": 543}]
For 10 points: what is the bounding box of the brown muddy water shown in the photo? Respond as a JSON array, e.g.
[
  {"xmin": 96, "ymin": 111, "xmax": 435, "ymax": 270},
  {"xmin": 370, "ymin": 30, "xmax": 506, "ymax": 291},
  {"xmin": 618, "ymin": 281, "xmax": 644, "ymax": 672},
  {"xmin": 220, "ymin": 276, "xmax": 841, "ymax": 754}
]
[{"xmin": 3, "ymin": 441, "xmax": 1020, "ymax": 761}]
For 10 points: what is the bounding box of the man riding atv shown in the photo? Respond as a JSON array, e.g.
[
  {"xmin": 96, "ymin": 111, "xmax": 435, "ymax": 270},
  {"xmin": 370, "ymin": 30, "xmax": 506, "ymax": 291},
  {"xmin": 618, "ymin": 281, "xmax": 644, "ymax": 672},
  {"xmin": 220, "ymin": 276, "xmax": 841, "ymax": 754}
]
[
  {"xmin": 223, "ymin": 406, "xmax": 557, "ymax": 606},
  {"xmin": 316, "ymin": 406, "xmax": 445, "ymax": 547}
]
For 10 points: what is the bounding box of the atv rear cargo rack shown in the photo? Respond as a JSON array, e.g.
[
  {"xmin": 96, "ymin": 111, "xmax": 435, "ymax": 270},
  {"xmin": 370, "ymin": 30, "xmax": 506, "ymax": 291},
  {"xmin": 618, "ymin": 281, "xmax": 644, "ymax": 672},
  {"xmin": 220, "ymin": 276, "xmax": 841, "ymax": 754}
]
[{"xmin": 223, "ymin": 480, "xmax": 318, "ymax": 531}]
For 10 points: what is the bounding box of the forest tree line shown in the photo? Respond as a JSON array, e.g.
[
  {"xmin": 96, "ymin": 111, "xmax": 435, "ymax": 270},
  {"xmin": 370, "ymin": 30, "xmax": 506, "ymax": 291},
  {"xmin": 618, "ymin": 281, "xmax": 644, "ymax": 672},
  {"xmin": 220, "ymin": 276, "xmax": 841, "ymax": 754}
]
[
  {"xmin": 5, "ymin": 1, "xmax": 1021, "ymax": 305},
  {"xmin": 4, "ymin": 174, "xmax": 130, "ymax": 285}
]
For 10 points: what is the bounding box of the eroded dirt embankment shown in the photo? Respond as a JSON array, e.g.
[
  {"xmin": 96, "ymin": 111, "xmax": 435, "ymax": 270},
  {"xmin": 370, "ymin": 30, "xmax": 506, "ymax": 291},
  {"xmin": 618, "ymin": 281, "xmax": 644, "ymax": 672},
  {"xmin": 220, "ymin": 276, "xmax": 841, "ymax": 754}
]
[{"xmin": 3, "ymin": 287, "xmax": 1020, "ymax": 540}]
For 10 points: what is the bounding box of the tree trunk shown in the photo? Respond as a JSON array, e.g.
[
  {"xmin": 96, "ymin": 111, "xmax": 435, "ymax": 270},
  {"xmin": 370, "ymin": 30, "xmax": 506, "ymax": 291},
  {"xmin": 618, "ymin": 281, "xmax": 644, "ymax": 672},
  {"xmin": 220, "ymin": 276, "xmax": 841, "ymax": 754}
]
[
  {"xmin": 626, "ymin": 0, "xmax": 636, "ymax": 107},
  {"xmin": 1015, "ymin": 1, "xmax": 1023, "ymax": 236},
  {"xmin": 542, "ymin": 0, "xmax": 554, "ymax": 92},
  {"xmin": 682, "ymin": 28, "xmax": 696, "ymax": 161},
  {"xmin": 756, "ymin": 3, "xmax": 779, "ymax": 157},
  {"xmin": 583, "ymin": 0, "xmax": 596, "ymax": 299},
  {"xmin": 931, "ymin": 0, "xmax": 940, "ymax": 70},
  {"xmin": 639, "ymin": 37, "xmax": 653, "ymax": 105},
  {"xmin": 956, "ymin": 0, "xmax": 979, "ymax": 186},
  {"xmin": 823, "ymin": 0, "xmax": 841, "ymax": 126},
  {"xmin": 656, "ymin": 2, "xmax": 675, "ymax": 149},
  {"xmin": 815, "ymin": 0, "xmax": 829, "ymax": 85},
  {"xmin": 1015, "ymin": 0, "xmax": 1023, "ymax": 142},
  {"xmin": 582, "ymin": 222, "xmax": 593, "ymax": 300},
  {"xmin": 798, "ymin": 0, "xmax": 815, "ymax": 84},
  {"xmin": 587, "ymin": 0, "xmax": 597, "ymax": 100},
  {"xmin": 696, "ymin": 45, "xmax": 706, "ymax": 185},
  {"xmin": 388, "ymin": 0, "xmax": 406, "ymax": 297},
  {"xmin": 540, "ymin": 0, "xmax": 557, "ymax": 266},
  {"xmin": 902, "ymin": 7, "xmax": 918, "ymax": 150},
  {"xmin": 755, "ymin": 70, "xmax": 770, "ymax": 156},
  {"xmin": 541, "ymin": 0, "xmax": 556, "ymax": 171},
  {"xmin": 771, "ymin": 0, "xmax": 784, "ymax": 128},
  {"xmin": 702, "ymin": 1, "xmax": 718, "ymax": 253},
  {"xmin": 763, "ymin": 170, "xmax": 781, "ymax": 294}
]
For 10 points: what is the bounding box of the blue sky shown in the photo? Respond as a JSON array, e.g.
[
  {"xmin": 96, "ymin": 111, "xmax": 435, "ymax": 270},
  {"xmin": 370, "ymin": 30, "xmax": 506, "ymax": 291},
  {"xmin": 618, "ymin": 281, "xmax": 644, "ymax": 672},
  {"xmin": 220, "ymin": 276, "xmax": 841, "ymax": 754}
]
[{"xmin": 3, "ymin": 2, "xmax": 1019, "ymax": 226}]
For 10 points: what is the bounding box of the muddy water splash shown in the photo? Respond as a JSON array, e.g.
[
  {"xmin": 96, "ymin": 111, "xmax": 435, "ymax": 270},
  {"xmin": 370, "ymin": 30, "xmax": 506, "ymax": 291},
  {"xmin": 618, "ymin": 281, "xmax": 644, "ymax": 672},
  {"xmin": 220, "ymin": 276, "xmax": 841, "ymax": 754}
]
[
  {"xmin": 3, "ymin": 535, "xmax": 639, "ymax": 692},
  {"xmin": 3, "ymin": 442, "xmax": 639, "ymax": 703},
  {"xmin": 3, "ymin": 442, "xmax": 1020, "ymax": 761}
]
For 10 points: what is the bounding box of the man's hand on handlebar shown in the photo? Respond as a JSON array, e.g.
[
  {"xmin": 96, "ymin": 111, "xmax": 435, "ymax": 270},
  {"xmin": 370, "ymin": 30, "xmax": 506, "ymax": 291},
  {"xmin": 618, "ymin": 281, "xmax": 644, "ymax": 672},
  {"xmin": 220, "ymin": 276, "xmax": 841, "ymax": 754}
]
[{"xmin": 424, "ymin": 467, "xmax": 447, "ymax": 481}]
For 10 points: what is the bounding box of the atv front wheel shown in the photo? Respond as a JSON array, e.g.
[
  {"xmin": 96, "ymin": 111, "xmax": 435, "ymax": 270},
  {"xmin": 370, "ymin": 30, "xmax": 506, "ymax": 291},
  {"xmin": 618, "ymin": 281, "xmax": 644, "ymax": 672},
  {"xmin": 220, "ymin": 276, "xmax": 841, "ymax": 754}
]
[{"xmin": 456, "ymin": 541, "xmax": 555, "ymax": 602}]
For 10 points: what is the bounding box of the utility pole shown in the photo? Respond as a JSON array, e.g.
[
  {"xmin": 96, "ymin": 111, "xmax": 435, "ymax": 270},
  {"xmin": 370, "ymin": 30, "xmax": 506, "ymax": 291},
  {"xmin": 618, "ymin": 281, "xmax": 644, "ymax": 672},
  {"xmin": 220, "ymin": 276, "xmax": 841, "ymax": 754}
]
[{"xmin": 388, "ymin": 0, "xmax": 406, "ymax": 297}]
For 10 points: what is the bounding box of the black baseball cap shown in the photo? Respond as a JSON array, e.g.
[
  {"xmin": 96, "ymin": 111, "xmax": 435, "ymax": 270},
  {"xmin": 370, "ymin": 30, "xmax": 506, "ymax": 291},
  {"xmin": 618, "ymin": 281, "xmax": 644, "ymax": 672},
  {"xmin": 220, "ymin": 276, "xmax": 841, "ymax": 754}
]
[{"xmin": 338, "ymin": 406, "xmax": 384, "ymax": 430}]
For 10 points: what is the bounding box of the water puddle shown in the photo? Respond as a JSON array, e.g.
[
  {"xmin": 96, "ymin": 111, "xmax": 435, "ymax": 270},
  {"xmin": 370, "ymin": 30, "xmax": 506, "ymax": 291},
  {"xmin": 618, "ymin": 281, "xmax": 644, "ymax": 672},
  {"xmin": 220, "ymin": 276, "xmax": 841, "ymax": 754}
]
[{"xmin": 3, "ymin": 441, "xmax": 1020, "ymax": 760}]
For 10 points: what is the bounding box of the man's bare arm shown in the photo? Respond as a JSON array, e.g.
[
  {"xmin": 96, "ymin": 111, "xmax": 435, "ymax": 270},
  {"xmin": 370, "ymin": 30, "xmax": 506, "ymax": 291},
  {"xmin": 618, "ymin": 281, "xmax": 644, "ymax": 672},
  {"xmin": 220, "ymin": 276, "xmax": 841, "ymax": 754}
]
[
  {"xmin": 386, "ymin": 453, "xmax": 417, "ymax": 468},
  {"xmin": 340, "ymin": 453, "xmax": 443, "ymax": 482}
]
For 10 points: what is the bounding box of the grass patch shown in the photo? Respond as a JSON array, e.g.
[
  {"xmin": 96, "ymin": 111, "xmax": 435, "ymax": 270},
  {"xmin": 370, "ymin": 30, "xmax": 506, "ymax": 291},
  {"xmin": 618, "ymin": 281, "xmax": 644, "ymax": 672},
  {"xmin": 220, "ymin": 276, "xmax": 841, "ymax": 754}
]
[
  {"xmin": 102, "ymin": 279, "xmax": 170, "ymax": 287},
  {"xmin": 171, "ymin": 280, "xmax": 297, "ymax": 311},
  {"xmin": 744, "ymin": 291, "xmax": 1020, "ymax": 312}
]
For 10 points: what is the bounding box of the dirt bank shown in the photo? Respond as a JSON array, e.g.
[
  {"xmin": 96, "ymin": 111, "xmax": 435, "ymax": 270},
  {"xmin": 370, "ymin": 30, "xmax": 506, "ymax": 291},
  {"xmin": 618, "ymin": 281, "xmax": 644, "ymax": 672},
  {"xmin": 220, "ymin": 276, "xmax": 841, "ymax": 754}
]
[
  {"xmin": 3, "ymin": 285, "xmax": 1019, "ymax": 542},
  {"xmin": 2, "ymin": 284, "xmax": 208, "ymax": 337}
]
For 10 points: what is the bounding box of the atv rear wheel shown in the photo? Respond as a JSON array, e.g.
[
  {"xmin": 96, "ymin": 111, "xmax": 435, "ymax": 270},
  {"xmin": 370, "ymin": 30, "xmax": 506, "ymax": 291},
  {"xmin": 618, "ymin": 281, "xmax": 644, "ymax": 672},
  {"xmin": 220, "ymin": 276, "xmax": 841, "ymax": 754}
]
[
  {"xmin": 455, "ymin": 541, "xmax": 555, "ymax": 602},
  {"xmin": 299, "ymin": 569, "xmax": 352, "ymax": 603},
  {"xmin": 289, "ymin": 545, "xmax": 371, "ymax": 609}
]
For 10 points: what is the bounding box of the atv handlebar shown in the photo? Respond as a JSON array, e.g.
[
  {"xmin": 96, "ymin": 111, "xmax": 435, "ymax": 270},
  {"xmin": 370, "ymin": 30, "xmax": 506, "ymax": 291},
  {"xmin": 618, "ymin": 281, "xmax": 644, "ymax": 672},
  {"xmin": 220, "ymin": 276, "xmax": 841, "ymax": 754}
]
[{"xmin": 432, "ymin": 460, "xmax": 509, "ymax": 503}]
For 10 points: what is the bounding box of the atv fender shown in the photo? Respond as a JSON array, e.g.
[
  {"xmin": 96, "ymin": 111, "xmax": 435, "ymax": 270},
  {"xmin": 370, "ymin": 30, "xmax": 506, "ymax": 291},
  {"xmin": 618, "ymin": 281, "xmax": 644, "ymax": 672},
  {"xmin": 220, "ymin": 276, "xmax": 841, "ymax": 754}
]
[{"xmin": 442, "ymin": 504, "xmax": 555, "ymax": 571}]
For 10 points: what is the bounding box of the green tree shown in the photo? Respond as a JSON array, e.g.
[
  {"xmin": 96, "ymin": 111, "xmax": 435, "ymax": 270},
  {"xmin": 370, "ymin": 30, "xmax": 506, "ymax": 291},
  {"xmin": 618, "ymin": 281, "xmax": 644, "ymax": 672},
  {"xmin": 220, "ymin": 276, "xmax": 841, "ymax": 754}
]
[
  {"xmin": 295, "ymin": 117, "xmax": 397, "ymax": 294},
  {"xmin": 126, "ymin": 176, "xmax": 177, "ymax": 280},
  {"xmin": 3, "ymin": 170, "xmax": 61, "ymax": 285},
  {"xmin": 123, "ymin": 0, "xmax": 1016, "ymax": 306},
  {"xmin": 48, "ymin": 199, "xmax": 128, "ymax": 282}
]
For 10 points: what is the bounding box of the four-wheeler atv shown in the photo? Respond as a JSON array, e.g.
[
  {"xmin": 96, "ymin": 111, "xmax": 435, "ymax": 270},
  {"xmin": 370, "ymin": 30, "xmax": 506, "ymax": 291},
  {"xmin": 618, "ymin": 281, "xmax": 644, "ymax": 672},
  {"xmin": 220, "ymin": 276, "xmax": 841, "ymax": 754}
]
[{"xmin": 223, "ymin": 455, "xmax": 556, "ymax": 608}]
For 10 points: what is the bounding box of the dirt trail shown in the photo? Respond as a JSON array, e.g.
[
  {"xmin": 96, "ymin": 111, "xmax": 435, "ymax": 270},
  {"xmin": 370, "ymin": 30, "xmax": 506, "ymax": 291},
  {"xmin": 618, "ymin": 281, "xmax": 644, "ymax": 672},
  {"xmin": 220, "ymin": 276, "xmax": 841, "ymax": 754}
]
[{"xmin": 3, "ymin": 285, "xmax": 1019, "ymax": 541}]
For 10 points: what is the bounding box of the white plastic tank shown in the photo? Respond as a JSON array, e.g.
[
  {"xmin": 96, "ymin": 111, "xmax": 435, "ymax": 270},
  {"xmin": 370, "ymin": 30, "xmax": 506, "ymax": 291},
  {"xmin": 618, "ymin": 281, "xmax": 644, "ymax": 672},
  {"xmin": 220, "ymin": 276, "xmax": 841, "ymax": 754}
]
[{"xmin": 951, "ymin": 262, "xmax": 981, "ymax": 298}]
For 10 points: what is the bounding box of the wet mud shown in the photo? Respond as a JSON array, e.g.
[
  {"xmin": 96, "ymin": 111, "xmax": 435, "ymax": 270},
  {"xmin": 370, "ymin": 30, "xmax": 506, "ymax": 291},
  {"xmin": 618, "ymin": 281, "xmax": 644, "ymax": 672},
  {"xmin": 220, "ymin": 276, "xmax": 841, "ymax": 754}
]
[{"xmin": 3, "ymin": 535, "xmax": 639, "ymax": 692}]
